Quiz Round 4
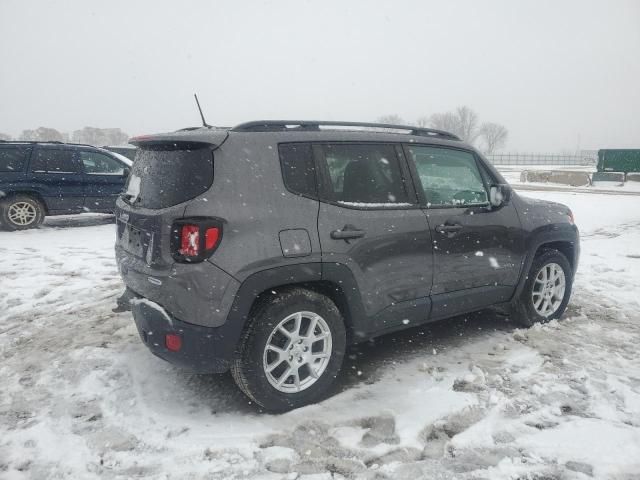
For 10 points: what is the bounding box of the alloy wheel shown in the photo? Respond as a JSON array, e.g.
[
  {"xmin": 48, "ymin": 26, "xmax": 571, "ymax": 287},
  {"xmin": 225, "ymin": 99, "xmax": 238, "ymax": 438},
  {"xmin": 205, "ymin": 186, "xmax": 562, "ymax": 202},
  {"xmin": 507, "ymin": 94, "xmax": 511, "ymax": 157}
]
[
  {"xmin": 263, "ymin": 311, "xmax": 332, "ymax": 393},
  {"xmin": 8, "ymin": 201, "xmax": 38, "ymax": 226},
  {"xmin": 531, "ymin": 262, "xmax": 566, "ymax": 317}
]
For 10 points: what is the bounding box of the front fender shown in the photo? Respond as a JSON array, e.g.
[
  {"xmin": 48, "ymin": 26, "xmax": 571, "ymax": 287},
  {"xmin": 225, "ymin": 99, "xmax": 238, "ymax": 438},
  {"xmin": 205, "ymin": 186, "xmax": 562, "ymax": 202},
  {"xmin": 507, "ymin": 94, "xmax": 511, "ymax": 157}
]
[{"xmin": 513, "ymin": 223, "xmax": 580, "ymax": 300}]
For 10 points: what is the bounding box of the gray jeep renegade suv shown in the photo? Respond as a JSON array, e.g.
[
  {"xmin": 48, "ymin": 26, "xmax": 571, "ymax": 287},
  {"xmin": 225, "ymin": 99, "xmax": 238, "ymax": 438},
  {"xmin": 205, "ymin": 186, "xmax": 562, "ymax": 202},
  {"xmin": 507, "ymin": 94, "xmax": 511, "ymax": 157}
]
[{"xmin": 115, "ymin": 120, "xmax": 579, "ymax": 411}]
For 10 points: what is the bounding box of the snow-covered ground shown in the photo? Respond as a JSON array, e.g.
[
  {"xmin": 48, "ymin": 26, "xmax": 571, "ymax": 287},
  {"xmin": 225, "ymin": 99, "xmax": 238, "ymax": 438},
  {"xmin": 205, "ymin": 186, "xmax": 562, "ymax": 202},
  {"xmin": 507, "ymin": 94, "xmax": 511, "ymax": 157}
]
[{"xmin": 1, "ymin": 191, "xmax": 640, "ymax": 480}]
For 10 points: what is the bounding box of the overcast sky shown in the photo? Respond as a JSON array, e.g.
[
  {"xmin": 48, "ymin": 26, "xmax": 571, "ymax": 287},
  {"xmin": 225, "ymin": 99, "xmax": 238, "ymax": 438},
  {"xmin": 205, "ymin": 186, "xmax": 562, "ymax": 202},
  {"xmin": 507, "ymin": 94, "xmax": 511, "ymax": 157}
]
[{"xmin": 1, "ymin": 0, "xmax": 638, "ymax": 152}]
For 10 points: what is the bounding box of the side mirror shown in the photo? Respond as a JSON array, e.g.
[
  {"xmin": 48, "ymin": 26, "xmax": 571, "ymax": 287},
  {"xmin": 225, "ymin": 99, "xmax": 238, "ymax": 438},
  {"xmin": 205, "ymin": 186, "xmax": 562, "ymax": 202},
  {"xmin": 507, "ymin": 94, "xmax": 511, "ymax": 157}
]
[
  {"xmin": 123, "ymin": 166, "xmax": 131, "ymax": 177},
  {"xmin": 489, "ymin": 184, "xmax": 511, "ymax": 208}
]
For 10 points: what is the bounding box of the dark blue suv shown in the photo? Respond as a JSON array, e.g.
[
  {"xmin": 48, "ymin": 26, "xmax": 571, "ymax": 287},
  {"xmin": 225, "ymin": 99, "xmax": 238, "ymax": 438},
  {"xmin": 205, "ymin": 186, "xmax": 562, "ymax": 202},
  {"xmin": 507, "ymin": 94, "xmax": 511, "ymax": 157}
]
[{"xmin": 0, "ymin": 141, "xmax": 132, "ymax": 230}]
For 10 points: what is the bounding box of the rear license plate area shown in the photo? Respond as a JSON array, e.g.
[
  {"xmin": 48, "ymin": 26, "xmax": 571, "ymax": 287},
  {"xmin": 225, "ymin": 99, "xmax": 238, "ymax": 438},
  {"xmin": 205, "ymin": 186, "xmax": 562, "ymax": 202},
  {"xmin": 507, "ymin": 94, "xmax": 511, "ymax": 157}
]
[{"xmin": 119, "ymin": 222, "xmax": 149, "ymax": 258}]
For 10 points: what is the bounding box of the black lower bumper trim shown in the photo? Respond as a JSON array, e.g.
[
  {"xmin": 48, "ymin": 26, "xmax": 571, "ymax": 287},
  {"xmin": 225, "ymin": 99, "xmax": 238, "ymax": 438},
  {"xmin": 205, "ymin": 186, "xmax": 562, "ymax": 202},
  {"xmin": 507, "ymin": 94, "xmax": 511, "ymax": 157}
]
[{"xmin": 131, "ymin": 299, "xmax": 239, "ymax": 374}]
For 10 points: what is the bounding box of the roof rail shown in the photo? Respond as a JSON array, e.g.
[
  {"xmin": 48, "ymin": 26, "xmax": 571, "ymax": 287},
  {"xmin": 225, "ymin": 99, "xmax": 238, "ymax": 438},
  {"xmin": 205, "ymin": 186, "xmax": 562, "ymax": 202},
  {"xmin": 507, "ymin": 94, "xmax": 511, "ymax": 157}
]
[
  {"xmin": 3, "ymin": 140, "xmax": 65, "ymax": 144},
  {"xmin": 0, "ymin": 140, "xmax": 97, "ymax": 148},
  {"xmin": 231, "ymin": 120, "xmax": 461, "ymax": 141},
  {"xmin": 0, "ymin": 140, "xmax": 62, "ymax": 144}
]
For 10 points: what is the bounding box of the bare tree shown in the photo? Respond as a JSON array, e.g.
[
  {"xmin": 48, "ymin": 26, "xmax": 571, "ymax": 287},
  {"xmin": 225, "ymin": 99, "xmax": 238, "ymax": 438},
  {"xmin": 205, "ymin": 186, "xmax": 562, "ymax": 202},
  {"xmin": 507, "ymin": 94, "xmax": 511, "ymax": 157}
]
[
  {"xmin": 429, "ymin": 106, "xmax": 479, "ymax": 143},
  {"xmin": 478, "ymin": 122, "xmax": 508, "ymax": 154},
  {"xmin": 455, "ymin": 106, "xmax": 479, "ymax": 143},
  {"xmin": 428, "ymin": 112, "xmax": 459, "ymax": 135},
  {"xmin": 0, "ymin": 132, "xmax": 11, "ymax": 141},
  {"xmin": 72, "ymin": 127, "xmax": 129, "ymax": 146},
  {"xmin": 376, "ymin": 114, "xmax": 405, "ymax": 125},
  {"xmin": 19, "ymin": 127, "xmax": 64, "ymax": 142},
  {"xmin": 415, "ymin": 116, "xmax": 431, "ymax": 128}
]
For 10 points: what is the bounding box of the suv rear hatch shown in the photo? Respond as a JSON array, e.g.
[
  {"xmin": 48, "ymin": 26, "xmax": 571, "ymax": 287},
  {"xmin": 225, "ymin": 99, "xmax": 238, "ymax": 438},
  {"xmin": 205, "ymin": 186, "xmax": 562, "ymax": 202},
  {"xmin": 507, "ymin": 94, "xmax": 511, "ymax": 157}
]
[
  {"xmin": 117, "ymin": 142, "xmax": 214, "ymax": 264},
  {"xmin": 117, "ymin": 130, "xmax": 228, "ymax": 265},
  {"xmin": 115, "ymin": 131, "xmax": 229, "ymax": 317},
  {"xmin": 116, "ymin": 129, "xmax": 227, "ymax": 262}
]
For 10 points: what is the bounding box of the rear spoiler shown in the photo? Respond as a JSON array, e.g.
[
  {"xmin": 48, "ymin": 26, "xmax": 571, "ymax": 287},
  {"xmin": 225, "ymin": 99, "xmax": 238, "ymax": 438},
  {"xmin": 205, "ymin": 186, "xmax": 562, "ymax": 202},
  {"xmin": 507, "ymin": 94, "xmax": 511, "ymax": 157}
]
[{"xmin": 129, "ymin": 128, "xmax": 229, "ymax": 147}]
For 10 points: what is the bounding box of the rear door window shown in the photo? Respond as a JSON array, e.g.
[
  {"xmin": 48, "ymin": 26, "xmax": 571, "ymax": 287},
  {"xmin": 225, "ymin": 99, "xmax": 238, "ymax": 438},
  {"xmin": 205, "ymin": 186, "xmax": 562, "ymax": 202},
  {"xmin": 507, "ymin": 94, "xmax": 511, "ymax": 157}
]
[
  {"xmin": 406, "ymin": 146, "xmax": 488, "ymax": 207},
  {"xmin": 124, "ymin": 143, "xmax": 214, "ymax": 209},
  {"xmin": 31, "ymin": 148, "xmax": 82, "ymax": 174},
  {"xmin": 0, "ymin": 146, "xmax": 31, "ymax": 172},
  {"xmin": 318, "ymin": 143, "xmax": 410, "ymax": 207}
]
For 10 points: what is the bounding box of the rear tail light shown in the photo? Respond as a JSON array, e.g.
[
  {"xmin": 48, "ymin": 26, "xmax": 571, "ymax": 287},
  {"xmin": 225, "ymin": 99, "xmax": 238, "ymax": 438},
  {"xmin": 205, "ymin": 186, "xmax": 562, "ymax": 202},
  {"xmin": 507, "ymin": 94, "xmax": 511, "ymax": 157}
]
[
  {"xmin": 171, "ymin": 218, "xmax": 224, "ymax": 263},
  {"xmin": 179, "ymin": 225, "xmax": 200, "ymax": 257},
  {"xmin": 205, "ymin": 227, "xmax": 220, "ymax": 250}
]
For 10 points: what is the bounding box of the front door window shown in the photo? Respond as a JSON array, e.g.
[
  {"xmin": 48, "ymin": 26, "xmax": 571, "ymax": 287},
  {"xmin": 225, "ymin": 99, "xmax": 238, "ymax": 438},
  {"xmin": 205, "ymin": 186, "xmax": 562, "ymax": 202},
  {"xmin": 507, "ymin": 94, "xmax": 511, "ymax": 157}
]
[
  {"xmin": 408, "ymin": 146, "xmax": 488, "ymax": 207},
  {"xmin": 80, "ymin": 151, "xmax": 125, "ymax": 175}
]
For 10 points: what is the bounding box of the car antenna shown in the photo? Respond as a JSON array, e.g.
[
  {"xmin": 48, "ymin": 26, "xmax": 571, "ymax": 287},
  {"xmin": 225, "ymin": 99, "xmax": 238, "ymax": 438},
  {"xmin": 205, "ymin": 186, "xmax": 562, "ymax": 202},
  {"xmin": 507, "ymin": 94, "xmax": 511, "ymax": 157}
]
[{"xmin": 194, "ymin": 93, "xmax": 211, "ymax": 128}]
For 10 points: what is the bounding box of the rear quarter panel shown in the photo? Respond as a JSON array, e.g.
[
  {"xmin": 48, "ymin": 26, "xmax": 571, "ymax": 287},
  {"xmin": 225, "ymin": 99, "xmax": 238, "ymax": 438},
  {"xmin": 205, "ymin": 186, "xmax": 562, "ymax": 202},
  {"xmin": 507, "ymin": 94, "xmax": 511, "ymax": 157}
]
[{"xmin": 182, "ymin": 133, "xmax": 322, "ymax": 283}]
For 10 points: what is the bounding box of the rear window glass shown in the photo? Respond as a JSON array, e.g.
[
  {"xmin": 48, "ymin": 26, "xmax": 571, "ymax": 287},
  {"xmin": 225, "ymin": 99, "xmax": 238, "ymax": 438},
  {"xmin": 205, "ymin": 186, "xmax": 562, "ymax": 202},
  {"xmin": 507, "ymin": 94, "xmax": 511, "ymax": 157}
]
[
  {"xmin": 0, "ymin": 146, "xmax": 30, "ymax": 172},
  {"xmin": 279, "ymin": 143, "xmax": 317, "ymax": 198},
  {"xmin": 123, "ymin": 143, "xmax": 214, "ymax": 209}
]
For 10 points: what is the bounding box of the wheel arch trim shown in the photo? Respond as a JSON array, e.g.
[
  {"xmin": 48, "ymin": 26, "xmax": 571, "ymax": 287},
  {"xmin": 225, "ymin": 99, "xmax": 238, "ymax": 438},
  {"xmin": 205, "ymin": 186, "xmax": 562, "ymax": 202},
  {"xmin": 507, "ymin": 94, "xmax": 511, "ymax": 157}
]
[
  {"xmin": 1, "ymin": 190, "xmax": 49, "ymax": 214},
  {"xmin": 512, "ymin": 228, "xmax": 579, "ymax": 301},
  {"xmin": 225, "ymin": 262, "xmax": 367, "ymax": 349}
]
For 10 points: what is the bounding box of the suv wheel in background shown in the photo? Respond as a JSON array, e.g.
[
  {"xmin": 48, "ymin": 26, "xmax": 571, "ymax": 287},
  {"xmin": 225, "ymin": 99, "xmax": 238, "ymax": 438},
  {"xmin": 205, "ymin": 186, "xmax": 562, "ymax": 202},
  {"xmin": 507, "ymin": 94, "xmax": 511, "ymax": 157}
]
[
  {"xmin": 513, "ymin": 249, "xmax": 573, "ymax": 327},
  {"xmin": 0, "ymin": 195, "xmax": 45, "ymax": 230},
  {"xmin": 231, "ymin": 288, "xmax": 347, "ymax": 412}
]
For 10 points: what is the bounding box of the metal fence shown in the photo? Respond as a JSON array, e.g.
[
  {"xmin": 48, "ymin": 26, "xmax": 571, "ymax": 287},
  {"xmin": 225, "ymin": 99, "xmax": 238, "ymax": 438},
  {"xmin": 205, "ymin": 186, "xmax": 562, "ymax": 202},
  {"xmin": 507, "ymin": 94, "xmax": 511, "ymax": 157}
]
[{"xmin": 487, "ymin": 152, "xmax": 597, "ymax": 166}]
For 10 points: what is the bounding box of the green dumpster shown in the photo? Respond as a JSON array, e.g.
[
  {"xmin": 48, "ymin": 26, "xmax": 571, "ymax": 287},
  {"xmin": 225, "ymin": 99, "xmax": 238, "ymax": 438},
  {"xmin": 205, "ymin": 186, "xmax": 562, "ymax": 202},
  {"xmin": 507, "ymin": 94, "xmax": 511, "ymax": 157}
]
[{"xmin": 597, "ymin": 149, "xmax": 640, "ymax": 173}]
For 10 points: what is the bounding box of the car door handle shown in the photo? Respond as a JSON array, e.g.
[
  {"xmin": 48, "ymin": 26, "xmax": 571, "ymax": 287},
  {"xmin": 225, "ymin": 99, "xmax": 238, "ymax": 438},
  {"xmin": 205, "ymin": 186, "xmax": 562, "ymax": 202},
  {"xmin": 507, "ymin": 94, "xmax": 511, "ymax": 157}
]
[
  {"xmin": 435, "ymin": 224, "xmax": 463, "ymax": 234},
  {"xmin": 330, "ymin": 225, "xmax": 365, "ymax": 242}
]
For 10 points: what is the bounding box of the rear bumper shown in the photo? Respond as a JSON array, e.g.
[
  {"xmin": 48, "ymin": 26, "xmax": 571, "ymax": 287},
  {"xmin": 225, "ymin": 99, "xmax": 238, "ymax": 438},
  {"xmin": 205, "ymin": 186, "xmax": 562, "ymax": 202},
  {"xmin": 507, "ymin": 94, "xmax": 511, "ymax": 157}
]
[
  {"xmin": 131, "ymin": 294, "xmax": 243, "ymax": 374},
  {"xmin": 116, "ymin": 244, "xmax": 240, "ymax": 328}
]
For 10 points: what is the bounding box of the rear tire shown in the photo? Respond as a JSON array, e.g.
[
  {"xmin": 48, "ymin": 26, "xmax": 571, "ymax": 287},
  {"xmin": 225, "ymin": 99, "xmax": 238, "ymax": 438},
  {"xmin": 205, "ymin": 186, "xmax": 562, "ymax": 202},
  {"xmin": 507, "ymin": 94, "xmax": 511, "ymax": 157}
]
[
  {"xmin": 0, "ymin": 195, "xmax": 45, "ymax": 231},
  {"xmin": 231, "ymin": 288, "xmax": 346, "ymax": 412},
  {"xmin": 512, "ymin": 249, "xmax": 573, "ymax": 327}
]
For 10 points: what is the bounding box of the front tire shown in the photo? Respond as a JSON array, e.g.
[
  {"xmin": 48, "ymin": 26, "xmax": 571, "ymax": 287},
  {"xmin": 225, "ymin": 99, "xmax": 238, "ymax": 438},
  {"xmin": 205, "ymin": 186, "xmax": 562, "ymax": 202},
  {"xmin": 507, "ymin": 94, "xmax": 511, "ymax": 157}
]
[
  {"xmin": 513, "ymin": 249, "xmax": 573, "ymax": 327},
  {"xmin": 231, "ymin": 288, "xmax": 346, "ymax": 412},
  {"xmin": 0, "ymin": 195, "xmax": 45, "ymax": 230}
]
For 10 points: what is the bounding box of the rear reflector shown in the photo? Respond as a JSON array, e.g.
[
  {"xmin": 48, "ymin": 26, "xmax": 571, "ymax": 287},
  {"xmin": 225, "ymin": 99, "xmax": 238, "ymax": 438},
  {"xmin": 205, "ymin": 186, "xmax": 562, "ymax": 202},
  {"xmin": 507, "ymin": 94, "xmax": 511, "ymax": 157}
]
[{"xmin": 165, "ymin": 334, "xmax": 182, "ymax": 352}]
